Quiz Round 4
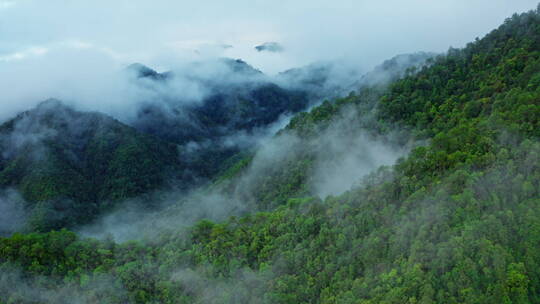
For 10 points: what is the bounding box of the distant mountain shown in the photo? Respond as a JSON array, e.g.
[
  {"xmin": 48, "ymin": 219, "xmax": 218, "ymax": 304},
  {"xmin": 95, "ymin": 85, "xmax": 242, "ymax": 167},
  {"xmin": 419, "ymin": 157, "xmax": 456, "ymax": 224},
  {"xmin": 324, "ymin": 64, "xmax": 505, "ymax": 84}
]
[
  {"xmin": 126, "ymin": 63, "xmax": 171, "ymax": 80},
  {"xmin": 0, "ymin": 100, "xmax": 183, "ymax": 231},
  {"xmin": 220, "ymin": 58, "xmax": 264, "ymax": 76},
  {"xmin": 255, "ymin": 42, "xmax": 284, "ymax": 53},
  {"xmin": 277, "ymin": 52, "xmax": 435, "ymax": 102},
  {"xmin": 357, "ymin": 51, "xmax": 437, "ymax": 87},
  {"xmin": 126, "ymin": 58, "xmax": 262, "ymax": 84},
  {"xmin": 126, "ymin": 59, "xmax": 310, "ymax": 180},
  {"xmin": 278, "ymin": 62, "xmax": 337, "ymax": 91}
]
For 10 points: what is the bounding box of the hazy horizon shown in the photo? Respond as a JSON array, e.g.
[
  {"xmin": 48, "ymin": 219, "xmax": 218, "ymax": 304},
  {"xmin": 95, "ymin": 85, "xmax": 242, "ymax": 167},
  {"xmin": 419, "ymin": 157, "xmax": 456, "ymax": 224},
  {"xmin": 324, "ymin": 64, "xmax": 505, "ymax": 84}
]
[{"xmin": 0, "ymin": 0, "xmax": 538, "ymax": 121}]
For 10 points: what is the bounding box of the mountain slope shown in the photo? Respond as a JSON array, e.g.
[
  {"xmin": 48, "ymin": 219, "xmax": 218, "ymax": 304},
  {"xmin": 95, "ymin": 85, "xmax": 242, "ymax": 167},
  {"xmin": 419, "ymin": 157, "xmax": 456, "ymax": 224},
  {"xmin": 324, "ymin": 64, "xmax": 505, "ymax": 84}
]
[{"xmin": 0, "ymin": 100, "xmax": 182, "ymax": 231}]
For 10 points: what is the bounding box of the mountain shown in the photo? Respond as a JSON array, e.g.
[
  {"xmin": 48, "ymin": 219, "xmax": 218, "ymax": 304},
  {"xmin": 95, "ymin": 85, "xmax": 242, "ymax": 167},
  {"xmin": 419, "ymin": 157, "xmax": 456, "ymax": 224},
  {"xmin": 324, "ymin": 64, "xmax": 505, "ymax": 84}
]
[
  {"xmin": 126, "ymin": 59, "xmax": 310, "ymax": 179},
  {"xmin": 255, "ymin": 42, "xmax": 284, "ymax": 53},
  {"xmin": 128, "ymin": 58, "xmax": 305, "ymax": 143},
  {"xmin": 357, "ymin": 51, "xmax": 437, "ymax": 87},
  {"xmin": 0, "ymin": 99, "xmax": 183, "ymax": 232},
  {"xmin": 0, "ymin": 59, "xmax": 313, "ymax": 233},
  {"xmin": 126, "ymin": 63, "xmax": 170, "ymax": 80},
  {"xmin": 1, "ymin": 6, "xmax": 540, "ymax": 304},
  {"xmin": 277, "ymin": 52, "xmax": 434, "ymax": 102}
]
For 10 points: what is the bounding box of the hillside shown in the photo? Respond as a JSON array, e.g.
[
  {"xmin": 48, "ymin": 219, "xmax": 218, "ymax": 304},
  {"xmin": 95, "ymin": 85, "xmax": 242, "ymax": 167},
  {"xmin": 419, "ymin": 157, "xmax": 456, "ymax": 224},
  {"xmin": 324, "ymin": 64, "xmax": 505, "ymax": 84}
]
[
  {"xmin": 0, "ymin": 6, "xmax": 540, "ymax": 304},
  {"xmin": 0, "ymin": 100, "xmax": 183, "ymax": 232}
]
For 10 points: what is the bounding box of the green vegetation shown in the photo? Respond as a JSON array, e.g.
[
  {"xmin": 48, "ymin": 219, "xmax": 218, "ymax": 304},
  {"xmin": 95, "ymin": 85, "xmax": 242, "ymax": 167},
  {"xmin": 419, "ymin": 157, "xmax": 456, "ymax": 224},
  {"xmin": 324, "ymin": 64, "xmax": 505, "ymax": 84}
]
[
  {"xmin": 1, "ymin": 6, "xmax": 540, "ymax": 304},
  {"xmin": 0, "ymin": 101, "xmax": 183, "ymax": 231},
  {"xmin": 0, "ymin": 60, "xmax": 312, "ymax": 233}
]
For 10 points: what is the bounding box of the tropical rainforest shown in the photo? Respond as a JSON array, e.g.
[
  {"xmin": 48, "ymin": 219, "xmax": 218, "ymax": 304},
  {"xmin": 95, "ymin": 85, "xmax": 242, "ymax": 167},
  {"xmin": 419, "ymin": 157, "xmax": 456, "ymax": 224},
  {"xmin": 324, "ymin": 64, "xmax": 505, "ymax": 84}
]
[{"xmin": 0, "ymin": 4, "xmax": 540, "ymax": 304}]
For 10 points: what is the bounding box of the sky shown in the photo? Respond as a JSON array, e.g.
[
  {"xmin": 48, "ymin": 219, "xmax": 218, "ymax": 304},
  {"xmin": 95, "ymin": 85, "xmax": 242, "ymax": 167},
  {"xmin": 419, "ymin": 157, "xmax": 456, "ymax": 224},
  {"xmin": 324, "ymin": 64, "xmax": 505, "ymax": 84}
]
[{"xmin": 0, "ymin": 0, "xmax": 538, "ymax": 119}]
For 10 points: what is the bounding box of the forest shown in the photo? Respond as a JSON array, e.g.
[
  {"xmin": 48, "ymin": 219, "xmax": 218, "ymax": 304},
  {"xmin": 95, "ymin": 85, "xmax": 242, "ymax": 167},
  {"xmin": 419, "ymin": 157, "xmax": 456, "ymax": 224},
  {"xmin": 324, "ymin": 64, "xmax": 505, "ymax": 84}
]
[{"xmin": 0, "ymin": 4, "xmax": 540, "ymax": 304}]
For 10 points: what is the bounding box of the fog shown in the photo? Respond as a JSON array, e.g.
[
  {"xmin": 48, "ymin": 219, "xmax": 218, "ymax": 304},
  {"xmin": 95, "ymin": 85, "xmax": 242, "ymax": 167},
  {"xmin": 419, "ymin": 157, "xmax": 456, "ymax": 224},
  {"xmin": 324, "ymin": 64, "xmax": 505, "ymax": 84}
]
[
  {"xmin": 0, "ymin": 0, "xmax": 537, "ymax": 121},
  {"xmin": 0, "ymin": 189, "xmax": 27, "ymax": 236},
  {"xmin": 78, "ymin": 101, "xmax": 409, "ymax": 242},
  {"xmin": 1, "ymin": 0, "xmax": 536, "ymax": 239},
  {"xmin": 1, "ymin": 2, "xmax": 538, "ymax": 301},
  {"xmin": 0, "ymin": 264, "xmax": 127, "ymax": 304}
]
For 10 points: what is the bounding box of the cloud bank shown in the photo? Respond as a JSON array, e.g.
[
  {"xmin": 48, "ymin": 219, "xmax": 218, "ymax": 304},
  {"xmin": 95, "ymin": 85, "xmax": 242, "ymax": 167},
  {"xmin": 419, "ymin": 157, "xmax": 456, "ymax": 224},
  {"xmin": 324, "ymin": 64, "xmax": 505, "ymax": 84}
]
[{"xmin": 0, "ymin": 0, "xmax": 537, "ymax": 122}]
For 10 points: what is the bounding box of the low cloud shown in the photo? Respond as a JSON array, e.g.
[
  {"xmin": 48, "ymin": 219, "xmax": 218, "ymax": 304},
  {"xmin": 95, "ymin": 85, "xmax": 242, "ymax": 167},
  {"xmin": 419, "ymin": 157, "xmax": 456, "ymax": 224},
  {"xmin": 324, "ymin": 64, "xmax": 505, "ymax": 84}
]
[
  {"xmin": 171, "ymin": 266, "xmax": 270, "ymax": 304},
  {"xmin": 0, "ymin": 264, "xmax": 128, "ymax": 304},
  {"xmin": 79, "ymin": 101, "xmax": 409, "ymax": 242},
  {"xmin": 0, "ymin": 189, "xmax": 27, "ymax": 236},
  {"xmin": 309, "ymin": 108, "xmax": 408, "ymax": 198},
  {"xmin": 0, "ymin": 0, "xmax": 537, "ymax": 122}
]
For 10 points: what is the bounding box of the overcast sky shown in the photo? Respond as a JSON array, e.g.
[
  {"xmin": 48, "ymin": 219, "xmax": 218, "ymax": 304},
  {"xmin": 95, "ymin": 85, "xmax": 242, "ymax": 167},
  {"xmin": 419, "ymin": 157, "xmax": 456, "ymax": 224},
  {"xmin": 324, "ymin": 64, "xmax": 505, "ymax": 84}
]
[{"xmin": 0, "ymin": 0, "xmax": 538, "ymax": 119}]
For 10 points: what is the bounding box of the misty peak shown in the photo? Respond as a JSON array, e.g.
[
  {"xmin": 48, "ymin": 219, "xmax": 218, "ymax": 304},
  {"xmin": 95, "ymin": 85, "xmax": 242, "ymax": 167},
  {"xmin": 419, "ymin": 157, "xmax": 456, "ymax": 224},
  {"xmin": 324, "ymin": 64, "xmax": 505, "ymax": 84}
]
[
  {"xmin": 279, "ymin": 62, "xmax": 333, "ymax": 84},
  {"xmin": 10, "ymin": 99, "xmax": 104, "ymax": 135},
  {"xmin": 35, "ymin": 98, "xmax": 65, "ymax": 111},
  {"xmin": 126, "ymin": 63, "xmax": 156, "ymax": 74},
  {"xmin": 31, "ymin": 99, "xmax": 78, "ymax": 119},
  {"xmin": 255, "ymin": 42, "xmax": 284, "ymax": 53},
  {"xmin": 378, "ymin": 52, "xmax": 437, "ymax": 72},
  {"xmin": 220, "ymin": 58, "xmax": 263, "ymax": 76},
  {"xmin": 125, "ymin": 63, "xmax": 169, "ymax": 80},
  {"xmin": 356, "ymin": 52, "xmax": 437, "ymax": 87}
]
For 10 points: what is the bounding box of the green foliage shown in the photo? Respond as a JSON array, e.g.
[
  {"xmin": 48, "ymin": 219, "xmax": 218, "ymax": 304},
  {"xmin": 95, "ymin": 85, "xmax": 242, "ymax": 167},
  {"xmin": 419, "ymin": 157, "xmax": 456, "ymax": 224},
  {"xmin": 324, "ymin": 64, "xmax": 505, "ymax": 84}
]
[
  {"xmin": 0, "ymin": 103, "xmax": 183, "ymax": 231},
  {"xmin": 2, "ymin": 7, "xmax": 540, "ymax": 304}
]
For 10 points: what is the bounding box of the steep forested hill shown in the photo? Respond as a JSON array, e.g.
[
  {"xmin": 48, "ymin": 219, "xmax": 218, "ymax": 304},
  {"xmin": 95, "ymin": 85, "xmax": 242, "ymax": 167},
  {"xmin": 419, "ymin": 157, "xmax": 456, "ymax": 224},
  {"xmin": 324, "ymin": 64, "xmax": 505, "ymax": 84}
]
[
  {"xmin": 1, "ymin": 6, "xmax": 539, "ymax": 304},
  {"xmin": 0, "ymin": 99, "xmax": 183, "ymax": 232}
]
